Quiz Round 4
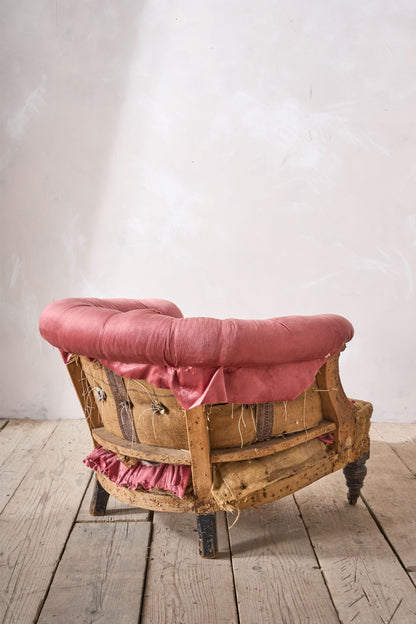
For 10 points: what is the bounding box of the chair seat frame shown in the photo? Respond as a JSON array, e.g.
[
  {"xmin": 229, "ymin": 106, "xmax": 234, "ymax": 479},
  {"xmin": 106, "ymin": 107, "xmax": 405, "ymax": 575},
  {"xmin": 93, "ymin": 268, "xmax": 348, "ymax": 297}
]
[{"xmin": 67, "ymin": 352, "xmax": 372, "ymax": 558}]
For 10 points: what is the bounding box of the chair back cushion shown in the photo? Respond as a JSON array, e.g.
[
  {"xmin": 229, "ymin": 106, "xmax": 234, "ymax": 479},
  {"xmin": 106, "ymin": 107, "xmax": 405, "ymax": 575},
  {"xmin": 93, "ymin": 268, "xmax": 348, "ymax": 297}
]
[{"xmin": 39, "ymin": 298, "xmax": 354, "ymax": 408}]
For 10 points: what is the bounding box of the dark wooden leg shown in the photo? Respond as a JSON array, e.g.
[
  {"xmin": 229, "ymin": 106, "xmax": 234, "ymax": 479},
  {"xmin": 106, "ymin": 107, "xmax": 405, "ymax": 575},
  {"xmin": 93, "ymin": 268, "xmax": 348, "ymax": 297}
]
[
  {"xmin": 196, "ymin": 513, "xmax": 218, "ymax": 558},
  {"xmin": 89, "ymin": 476, "xmax": 110, "ymax": 516},
  {"xmin": 343, "ymin": 453, "xmax": 369, "ymax": 505}
]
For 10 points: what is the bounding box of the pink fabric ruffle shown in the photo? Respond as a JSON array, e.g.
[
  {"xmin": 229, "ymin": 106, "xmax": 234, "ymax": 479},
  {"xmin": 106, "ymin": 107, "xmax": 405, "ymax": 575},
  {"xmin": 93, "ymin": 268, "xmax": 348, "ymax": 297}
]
[
  {"xmin": 83, "ymin": 446, "xmax": 191, "ymax": 499},
  {"xmin": 318, "ymin": 433, "xmax": 335, "ymax": 445}
]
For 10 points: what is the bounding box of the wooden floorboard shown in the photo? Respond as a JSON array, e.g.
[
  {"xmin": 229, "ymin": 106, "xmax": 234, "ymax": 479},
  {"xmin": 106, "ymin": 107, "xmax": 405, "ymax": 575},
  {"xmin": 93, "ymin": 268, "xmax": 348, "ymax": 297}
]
[
  {"xmin": 362, "ymin": 426, "xmax": 416, "ymax": 585},
  {"xmin": 0, "ymin": 420, "xmax": 8, "ymax": 431},
  {"xmin": 228, "ymin": 497, "xmax": 340, "ymax": 624},
  {"xmin": 37, "ymin": 522, "xmax": 151, "ymax": 624},
  {"xmin": 0, "ymin": 420, "xmax": 92, "ymax": 624},
  {"xmin": 373, "ymin": 422, "xmax": 416, "ymax": 474},
  {"xmin": 0, "ymin": 419, "xmax": 57, "ymax": 514},
  {"xmin": 140, "ymin": 511, "xmax": 238, "ymax": 624},
  {"xmin": 1, "ymin": 420, "xmax": 416, "ymax": 623},
  {"xmin": 295, "ymin": 470, "xmax": 416, "ymax": 623}
]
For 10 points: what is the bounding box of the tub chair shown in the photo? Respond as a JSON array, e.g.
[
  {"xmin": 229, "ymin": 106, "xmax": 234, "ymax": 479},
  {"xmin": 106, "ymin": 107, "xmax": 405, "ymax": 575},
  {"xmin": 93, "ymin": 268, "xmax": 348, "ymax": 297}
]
[{"xmin": 39, "ymin": 298, "xmax": 372, "ymax": 558}]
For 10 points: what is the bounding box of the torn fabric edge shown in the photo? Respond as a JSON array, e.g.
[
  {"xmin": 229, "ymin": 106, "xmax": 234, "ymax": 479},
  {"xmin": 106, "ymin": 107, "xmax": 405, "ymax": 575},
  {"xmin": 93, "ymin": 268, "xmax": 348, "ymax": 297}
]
[{"xmin": 84, "ymin": 446, "xmax": 191, "ymax": 499}]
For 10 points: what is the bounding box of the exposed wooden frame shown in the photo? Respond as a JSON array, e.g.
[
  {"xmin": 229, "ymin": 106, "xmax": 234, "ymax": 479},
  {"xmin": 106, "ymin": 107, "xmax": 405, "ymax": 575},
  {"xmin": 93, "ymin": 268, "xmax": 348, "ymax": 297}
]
[
  {"xmin": 92, "ymin": 427, "xmax": 191, "ymax": 465},
  {"xmin": 185, "ymin": 405, "xmax": 213, "ymax": 510},
  {"xmin": 316, "ymin": 353, "xmax": 357, "ymax": 453},
  {"xmin": 210, "ymin": 420, "xmax": 336, "ymax": 463},
  {"xmin": 66, "ymin": 356, "xmax": 102, "ymax": 435},
  {"xmin": 67, "ymin": 351, "xmax": 372, "ymax": 557}
]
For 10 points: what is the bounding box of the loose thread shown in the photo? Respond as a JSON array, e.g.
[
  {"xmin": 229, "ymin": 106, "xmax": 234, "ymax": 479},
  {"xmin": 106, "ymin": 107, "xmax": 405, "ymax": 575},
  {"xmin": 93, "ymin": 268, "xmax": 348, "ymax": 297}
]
[
  {"xmin": 79, "ymin": 368, "xmax": 94, "ymax": 426},
  {"xmin": 210, "ymin": 470, "xmax": 239, "ymax": 515},
  {"xmin": 228, "ymin": 507, "xmax": 241, "ymax": 530},
  {"xmin": 211, "ymin": 473, "xmax": 242, "ymax": 518},
  {"xmin": 220, "ymin": 475, "xmax": 237, "ymax": 503},
  {"xmin": 210, "ymin": 467, "xmax": 217, "ymax": 497},
  {"xmin": 79, "ymin": 360, "xmax": 114, "ymax": 429},
  {"xmin": 128, "ymin": 378, "xmax": 164, "ymax": 407},
  {"xmin": 205, "ymin": 404, "xmax": 212, "ymax": 423},
  {"xmin": 303, "ymin": 390, "xmax": 308, "ymax": 437},
  {"xmin": 151, "ymin": 410, "xmax": 157, "ymax": 438},
  {"xmin": 241, "ymin": 405, "xmax": 246, "ymax": 428},
  {"xmin": 250, "ymin": 405, "xmax": 257, "ymax": 437},
  {"xmin": 237, "ymin": 405, "xmax": 246, "ymax": 448},
  {"xmin": 135, "ymin": 407, "xmax": 153, "ymax": 425}
]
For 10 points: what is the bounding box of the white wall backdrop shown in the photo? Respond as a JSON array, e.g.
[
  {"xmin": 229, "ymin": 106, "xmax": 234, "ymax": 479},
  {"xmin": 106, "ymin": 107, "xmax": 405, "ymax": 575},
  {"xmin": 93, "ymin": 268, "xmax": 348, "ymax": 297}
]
[{"xmin": 1, "ymin": 1, "xmax": 415, "ymax": 421}]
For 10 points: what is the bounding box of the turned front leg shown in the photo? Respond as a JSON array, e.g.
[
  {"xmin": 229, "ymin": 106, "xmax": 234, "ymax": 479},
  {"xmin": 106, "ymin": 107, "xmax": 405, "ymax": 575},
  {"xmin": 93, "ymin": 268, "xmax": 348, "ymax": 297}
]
[
  {"xmin": 89, "ymin": 476, "xmax": 110, "ymax": 516},
  {"xmin": 343, "ymin": 453, "xmax": 369, "ymax": 505}
]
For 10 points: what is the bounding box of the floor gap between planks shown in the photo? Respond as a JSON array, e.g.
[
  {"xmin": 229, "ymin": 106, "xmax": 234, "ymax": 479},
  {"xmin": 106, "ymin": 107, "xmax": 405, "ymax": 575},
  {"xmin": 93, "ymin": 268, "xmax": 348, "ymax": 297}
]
[{"xmin": 1, "ymin": 420, "xmax": 416, "ymax": 624}]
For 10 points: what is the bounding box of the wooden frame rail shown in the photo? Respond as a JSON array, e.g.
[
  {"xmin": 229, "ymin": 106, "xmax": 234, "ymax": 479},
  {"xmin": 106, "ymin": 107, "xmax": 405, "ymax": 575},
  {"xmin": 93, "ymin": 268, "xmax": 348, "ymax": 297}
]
[
  {"xmin": 210, "ymin": 420, "xmax": 336, "ymax": 463},
  {"xmin": 92, "ymin": 428, "xmax": 191, "ymax": 465},
  {"xmin": 92, "ymin": 420, "xmax": 336, "ymax": 468},
  {"xmin": 316, "ymin": 353, "xmax": 357, "ymax": 453}
]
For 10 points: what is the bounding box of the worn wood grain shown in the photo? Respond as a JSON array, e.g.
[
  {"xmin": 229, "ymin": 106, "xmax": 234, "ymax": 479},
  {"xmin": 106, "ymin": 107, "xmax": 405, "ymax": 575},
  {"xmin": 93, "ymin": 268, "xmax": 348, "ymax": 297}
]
[
  {"xmin": 77, "ymin": 476, "xmax": 151, "ymax": 522},
  {"xmin": 228, "ymin": 497, "xmax": 340, "ymax": 624},
  {"xmin": 141, "ymin": 511, "xmax": 238, "ymax": 624},
  {"xmin": 211, "ymin": 420, "xmax": 336, "ymax": 463},
  {"xmin": 316, "ymin": 354, "xmax": 356, "ymax": 453},
  {"xmin": 1, "ymin": 420, "xmax": 416, "ymax": 623},
  {"xmin": 67, "ymin": 356, "xmax": 102, "ymax": 432},
  {"xmin": 373, "ymin": 422, "xmax": 416, "ymax": 474},
  {"xmin": 0, "ymin": 419, "xmax": 56, "ymax": 514},
  {"xmin": 96, "ymin": 471, "xmax": 195, "ymax": 512},
  {"xmin": 295, "ymin": 469, "xmax": 416, "ymax": 623},
  {"xmin": 235, "ymin": 455, "xmax": 335, "ymax": 510},
  {"xmin": 92, "ymin": 426, "xmax": 191, "ymax": 464},
  {"xmin": 363, "ymin": 428, "xmax": 416, "ymax": 585},
  {"xmin": 185, "ymin": 405, "xmax": 213, "ymax": 507},
  {"xmin": 0, "ymin": 420, "xmax": 91, "ymax": 624},
  {"xmin": 37, "ymin": 522, "xmax": 151, "ymax": 624}
]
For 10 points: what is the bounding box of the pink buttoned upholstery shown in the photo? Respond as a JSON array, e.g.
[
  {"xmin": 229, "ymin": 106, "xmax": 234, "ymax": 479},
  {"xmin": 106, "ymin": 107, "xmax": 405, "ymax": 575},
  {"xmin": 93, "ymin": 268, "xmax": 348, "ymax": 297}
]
[{"xmin": 39, "ymin": 298, "xmax": 354, "ymax": 409}]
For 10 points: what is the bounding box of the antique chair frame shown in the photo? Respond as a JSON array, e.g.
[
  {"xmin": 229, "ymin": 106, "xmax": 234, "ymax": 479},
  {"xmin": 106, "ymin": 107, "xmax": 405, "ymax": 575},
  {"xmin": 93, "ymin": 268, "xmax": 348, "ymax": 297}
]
[{"xmin": 67, "ymin": 350, "xmax": 371, "ymax": 558}]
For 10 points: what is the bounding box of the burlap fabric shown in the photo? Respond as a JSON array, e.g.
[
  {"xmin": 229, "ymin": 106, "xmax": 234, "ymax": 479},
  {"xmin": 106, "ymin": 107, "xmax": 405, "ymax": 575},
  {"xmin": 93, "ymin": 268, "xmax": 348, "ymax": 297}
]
[{"xmin": 80, "ymin": 357, "xmax": 323, "ymax": 450}]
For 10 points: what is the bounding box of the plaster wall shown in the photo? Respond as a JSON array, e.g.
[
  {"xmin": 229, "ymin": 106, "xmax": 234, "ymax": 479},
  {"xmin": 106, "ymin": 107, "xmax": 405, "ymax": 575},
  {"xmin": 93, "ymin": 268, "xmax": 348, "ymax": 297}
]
[{"xmin": 1, "ymin": 1, "xmax": 415, "ymax": 421}]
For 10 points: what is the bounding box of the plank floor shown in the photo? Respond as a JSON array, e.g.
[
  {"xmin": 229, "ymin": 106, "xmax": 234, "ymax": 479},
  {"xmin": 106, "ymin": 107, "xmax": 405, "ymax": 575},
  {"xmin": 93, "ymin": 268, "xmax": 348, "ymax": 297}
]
[{"xmin": 0, "ymin": 420, "xmax": 415, "ymax": 624}]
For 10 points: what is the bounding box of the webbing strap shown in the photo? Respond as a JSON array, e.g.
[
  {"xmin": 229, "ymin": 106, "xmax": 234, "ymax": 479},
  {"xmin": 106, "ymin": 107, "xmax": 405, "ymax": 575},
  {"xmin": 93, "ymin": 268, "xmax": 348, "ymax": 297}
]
[
  {"xmin": 256, "ymin": 403, "xmax": 274, "ymax": 441},
  {"xmin": 105, "ymin": 368, "xmax": 138, "ymax": 442}
]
